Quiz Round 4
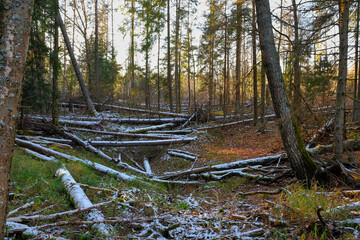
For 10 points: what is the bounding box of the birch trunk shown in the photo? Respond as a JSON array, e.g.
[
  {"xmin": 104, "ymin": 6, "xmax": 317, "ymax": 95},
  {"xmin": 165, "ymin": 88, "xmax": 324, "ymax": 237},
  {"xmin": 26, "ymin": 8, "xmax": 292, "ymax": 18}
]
[
  {"xmin": 56, "ymin": 168, "xmax": 113, "ymax": 236},
  {"xmin": 0, "ymin": 1, "xmax": 34, "ymax": 237}
]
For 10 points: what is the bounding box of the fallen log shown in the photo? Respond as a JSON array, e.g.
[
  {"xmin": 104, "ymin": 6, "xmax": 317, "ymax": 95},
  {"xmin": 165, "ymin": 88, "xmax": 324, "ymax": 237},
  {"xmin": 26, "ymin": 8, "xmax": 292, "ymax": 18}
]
[
  {"xmin": 197, "ymin": 114, "xmax": 276, "ymax": 131},
  {"xmin": 23, "ymin": 149, "xmax": 57, "ymax": 162},
  {"xmin": 67, "ymin": 127, "xmax": 179, "ymax": 140},
  {"xmin": 29, "ymin": 115, "xmax": 188, "ymax": 125},
  {"xmin": 56, "ymin": 167, "xmax": 113, "ymax": 236},
  {"xmin": 159, "ymin": 153, "xmax": 285, "ymax": 180},
  {"xmin": 143, "ymin": 157, "xmax": 153, "ymax": 177},
  {"xmin": 127, "ymin": 123, "xmax": 175, "ymax": 134},
  {"xmin": 15, "ymin": 138, "xmax": 139, "ymax": 182},
  {"xmin": 306, "ymin": 117, "xmax": 334, "ymax": 149},
  {"xmin": 197, "ymin": 167, "xmax": 274, "ymax": 181},
  {"xmin": 148, "ymin": 129, "xmax": 193, "ymax": 135},
  {"xmin": 15, "ymin": 139, "xmax": 200, "ymax": 185},
  {"xmin": 89, "ymin": 138, "xmax": 196, "ymax": 147},
  {"xmin": 167, "ymin": 150, "xmax": 197, "ymax": 161}
]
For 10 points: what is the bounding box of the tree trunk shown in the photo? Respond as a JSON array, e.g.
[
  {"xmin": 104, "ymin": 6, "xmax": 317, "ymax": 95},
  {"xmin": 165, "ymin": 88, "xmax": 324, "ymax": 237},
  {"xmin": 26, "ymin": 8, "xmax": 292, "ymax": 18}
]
[
  {"xmin": 255, "ymin": 0, "xmax": 317, "ymax": 182},
  {"xmin": 252, "ymin": 0, "xmax": 258, "ymax": 125},
  {"xmin": 167, "ymin": 0, "xmax": 173, "ymax": 112},
  {"xmin": 130, "ymin": 0, "xmax": 135, "ymax": 104},
  {"xmin": 52, "ymin": 1, "xmax": 59, "ymax": 126},
  {"xmin": 0, "ymin": 0, "xmax": 35, "ymax": 237},
  {"xmin": 292, "ymin": 0, "xmax": 301, "ymax": 114},
  {"xmin": 260, "ymin": 60, "xmax": 266, "ymax": 124},
  {"xmin": 94, "ymin": 0, "xmax": 100, "ymax": 99},
  {"xmin": 235, "ymin": 3, "xmax": 242, "ymax": 113},
  {"xmin": 174, "ymin": 0, "xmax": 181, "ymax": 113},
  {"xmin": 334, "ymin": 0, "xmax": 350, "ymax": 159},
  {"xmin": 56, "ymin": 13, "xmax": 97, "ymax": 115},
  {"xmin": 353, "ymin": 0, "xmax": 360, "ymax": 121}
]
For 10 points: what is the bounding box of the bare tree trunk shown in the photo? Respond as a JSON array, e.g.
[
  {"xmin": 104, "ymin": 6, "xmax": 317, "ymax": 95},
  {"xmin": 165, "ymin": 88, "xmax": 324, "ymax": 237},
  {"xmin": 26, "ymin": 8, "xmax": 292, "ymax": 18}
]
[
  {"xmin": 252, "ymin": 0, "xmax": 258, "ymax": 125},
  {"xmin": 130, "ymin": 0, "xmax": 135, "ymax": 104},
  {"xmin": 292, "ymin": 0, "xmax": 301, "ymax": 114},
  {"xmin": 52, "ymin": 0, "xmax": 59, "ymax": 126},
  {"xmin": 56, "ymin": 14, "xmax": 97, "ymax": 115},
  {"xmin": 235, "ymin": 3, "xmax": 242, "ymax": 113},
  {"xmin": 255, "ymin": 0, "xmax": 317, "ymax": 182},
  {"xmin": 353, "ymin": 0, "xmax": 360, "ymax": 121},
  {"xmin": 334, "ymin": 0, "xmax": 350, "ymax": 159},
  {"xmin": 167, "ymin": 0, "xmax": 173, "ymax": 112},
  {"xmin": 0, "ymin": 0, "xmax": 34, "ymax": 237},
  {"xmin": 157, "ymin": 33, "xmax": 161, "ymax": 111},
  {"xmin": 260, "ymin": 60, "xmax": 266, "ymax": 124},
  {"xmin": 95, "ymin": 0, "xmax": 100, "ymax": 99},
  {"xmin": 175, "ymin": 0, "xmax": 181, "ymax": 113},
  {"xmin": 223, "ymin": 0, "xmax": 228, "ymax": 117}
]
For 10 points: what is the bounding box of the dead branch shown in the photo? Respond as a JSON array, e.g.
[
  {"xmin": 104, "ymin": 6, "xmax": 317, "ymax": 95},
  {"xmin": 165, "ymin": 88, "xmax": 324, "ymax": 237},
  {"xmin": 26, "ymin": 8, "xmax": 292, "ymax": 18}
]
[
  {"xmin": 7, "ymin": 200, "xmax": 115, "ymax": 223},
  {"xmin": 7, "ymin": 202, "xmax": 35, "ymax": 217},
  {"xmin": 238, "ymin": 188, "xmax": 285, "ymax": 196}
]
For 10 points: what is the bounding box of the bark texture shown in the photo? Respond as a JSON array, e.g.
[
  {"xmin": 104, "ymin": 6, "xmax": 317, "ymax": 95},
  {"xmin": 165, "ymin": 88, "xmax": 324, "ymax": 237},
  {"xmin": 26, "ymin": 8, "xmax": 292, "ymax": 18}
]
[
  {"xmin": 0, "ymin": 0, "xmax": 35, "ymax": 237},
  {"xmin": 334, "ymin": 0, "xmax": 350, "ymax": 158},
  {"xmin": 255, "ymin": 0, "xmax": 317, "ymax": 181}
]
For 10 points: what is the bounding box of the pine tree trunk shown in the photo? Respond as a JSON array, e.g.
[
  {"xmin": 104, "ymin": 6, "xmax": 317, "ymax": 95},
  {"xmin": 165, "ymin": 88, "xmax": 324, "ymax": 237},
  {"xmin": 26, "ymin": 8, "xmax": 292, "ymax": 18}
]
[
  {"xmin": 252, "ymin": 0, "xmax": 258, "ymax": 125},
  {"xmin": 174, "ymin": 0, "xmax": 181, "ymax": 113},
  {"xmin": 334, "ymin": 0, "xmax": 350, "ymax": 159},
  {"xmin": 353, "ymin": 0, "xmax": 360, "ymax": 121},
  {"xmin": 52, "ymin": 0, "xmax": 59, "ymax": 126},
  {"xmin": 57, "ymin": 13, "xmax": 97, "ymax": 115},
  {"xmin": 235, "ymin": 3, "xmax": 242, "ymax": 113},
  {"xmin": 167, "ymin": 0, "xmax": 173, "ymax": 112},
  {"xmin": 0, "ymin": 1, "xmax": 35, "ymax": 237},
  {"xmin": 255, "ymin": 0, "xmax": 317, "ymax": 182},
  {"xmin": 292, "ymin": 0, "xmax": 301, "ymax": 114},
  {"xmin": 95, "ymin": 0, "xmax": 100, "ymax": 99}
]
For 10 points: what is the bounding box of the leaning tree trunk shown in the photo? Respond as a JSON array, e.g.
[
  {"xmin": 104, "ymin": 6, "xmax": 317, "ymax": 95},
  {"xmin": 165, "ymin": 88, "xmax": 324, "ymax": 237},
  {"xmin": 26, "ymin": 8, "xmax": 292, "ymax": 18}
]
[
  {"xmin": 255, "ymin": 0, "xmax": 317, "ymax": 182},
  {"xmin": 0, "ymin": 0, "xmax": 35, "ymax": 238},
  {"xmin": 334, "ymin": 0, "xmax": 350, "ymax": 159},
  {"xmin": 56, "ymin": 13, "xmax": 97, "ymax": 115}
]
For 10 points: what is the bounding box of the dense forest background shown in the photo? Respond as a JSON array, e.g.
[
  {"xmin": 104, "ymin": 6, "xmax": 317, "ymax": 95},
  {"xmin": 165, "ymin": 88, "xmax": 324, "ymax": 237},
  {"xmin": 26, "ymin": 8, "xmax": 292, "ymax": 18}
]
[{"xmin": 25, "ymin": 0, "xmax": 355, "ymax": 118}]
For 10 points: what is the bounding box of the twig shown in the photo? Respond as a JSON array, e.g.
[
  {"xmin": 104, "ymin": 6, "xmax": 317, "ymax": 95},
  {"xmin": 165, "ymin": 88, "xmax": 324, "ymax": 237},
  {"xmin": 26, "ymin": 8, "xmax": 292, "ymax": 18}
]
[{"xmin": 7, "ymin": 202, "xmax": 35, "ymax": 217}]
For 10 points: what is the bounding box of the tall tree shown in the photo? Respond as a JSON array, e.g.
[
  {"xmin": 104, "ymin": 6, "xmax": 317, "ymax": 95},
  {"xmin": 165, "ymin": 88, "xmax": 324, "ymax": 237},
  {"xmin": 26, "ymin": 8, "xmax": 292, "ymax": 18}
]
[
  {"xmin": 0, "ymin": 0, "xmax": 35, "ymax": 237},
  {"xmin": 291, "ymin": 0, "xmax": 302, "ymax": 114},
  {"xmin": 174, "ymin": 0, "xmax": 181, "ymax": 112},
  {"xmin": 334, "ymin": 0, "xmax": 350, "ymax": 159},
  {"xmin": 167, "ymin": 0, "xmax": 173, "ymax": 112},
  {"xmin": 353, "ymin": 0, "xmax": 360, "ymax": 121},
  {"xmin": 95, "ymin": 0, "xmax": 100, "ymax": 99},
  {"xmin": 52, "ymin": 0, "xmax": 60, "ymax": 126},
  {"xmin": 235, "ymin": 2, "xmax": 243, "ymax": 113},
  {"xmin": 255, "ymin": 0, "xmax": 317, "ymax": 182},
  {"xmin": 252, "ymin": 0, "xmax": 258, "ymax": 125}
]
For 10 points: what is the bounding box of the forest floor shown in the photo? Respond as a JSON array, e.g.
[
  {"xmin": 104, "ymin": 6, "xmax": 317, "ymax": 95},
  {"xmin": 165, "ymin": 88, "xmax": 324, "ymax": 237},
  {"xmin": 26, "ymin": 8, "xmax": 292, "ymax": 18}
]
[{"xmin": 5, "ymin": 111, "xmax": 360, "ymax": 239}]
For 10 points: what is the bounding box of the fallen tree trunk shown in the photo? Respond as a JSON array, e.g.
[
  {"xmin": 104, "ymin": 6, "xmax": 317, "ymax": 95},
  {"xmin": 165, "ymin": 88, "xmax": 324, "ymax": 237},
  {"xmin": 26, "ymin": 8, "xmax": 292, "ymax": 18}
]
[
  {"xmin": 197, "ymin": 114, "xmax": 276, "ymax": 131},
  {"xmin": 93, "ymin": 103, "xmax": 191, "ymax": 118},
  {"xmin": 67, "ymin": 128, "xmax": 179, "ymax": 139},
  {"xmin": 15, "ymin": 139, "xmax": 200, "ymax": 185},
  {"xmin": 29, "ymin": 115, "xmax": 188, "ymax": 125},
  {"xmin": 56, "ymin": 167, "xmax": 113, "ymax": 236},
  {"xmin": 148, "ymin": 129, "xmax": 193, "ymax": 135},
  {"xmin": 306, "ymin": 117, "xmax": 335, "ymax": 149},
  {"xmin": 56, "ymin": 14, "xmax": 97, "ymax": 115},
  {"xmin": 127, "ymin": 123, "xmax": 175, "ymax": 133},
  {"xmin": 15, "ymin": 138, "xmax": 139, "ymax": 182},
  {"xmin": 89, "ymin": 138, "xmax": 196, "ymax": 147},
  {"xmin": 167, "ymin": 150, "xmax": 197, "ymax": 161}
]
